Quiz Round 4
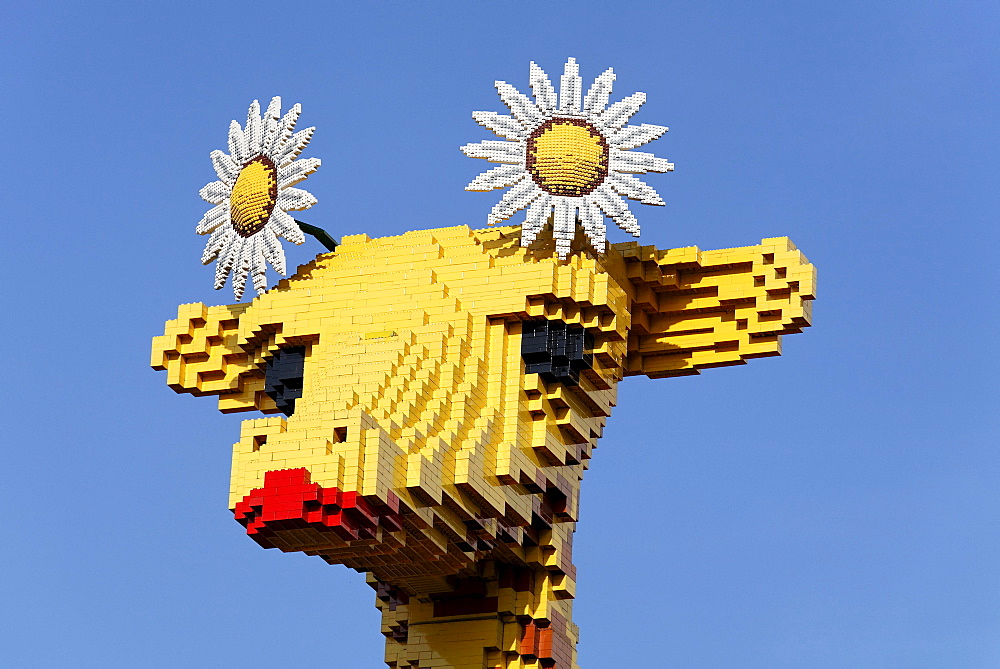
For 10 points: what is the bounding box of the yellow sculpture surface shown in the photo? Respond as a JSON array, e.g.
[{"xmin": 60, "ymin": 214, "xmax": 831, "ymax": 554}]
[{"xmin": 153, "ymin": 224, "xmax": 814, "ymax": 668}]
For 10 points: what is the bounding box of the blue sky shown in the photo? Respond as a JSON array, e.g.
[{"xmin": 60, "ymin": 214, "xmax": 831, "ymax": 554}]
[{"xmin": 2, "ymin": 2, "xmax": 996, "ymax": 667}]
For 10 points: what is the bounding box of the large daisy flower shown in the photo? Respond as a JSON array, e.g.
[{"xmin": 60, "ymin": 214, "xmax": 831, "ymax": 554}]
[
  {"xmin": 197, "ymin": 97, "xmax": 321, "ymax": 300},
  {"xmin": 461, "ymin": 58, "xmax": 674, "ymax": 258}
]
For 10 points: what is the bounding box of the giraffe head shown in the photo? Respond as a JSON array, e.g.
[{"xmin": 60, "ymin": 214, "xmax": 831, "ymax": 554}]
[{"xmin": 153, "ymin": 224, "xmax": 813, "ymax": 595}]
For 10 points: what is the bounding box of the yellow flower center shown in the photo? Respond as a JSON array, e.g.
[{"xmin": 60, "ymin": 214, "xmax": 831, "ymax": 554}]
[
  {"xmin": 526, "ymin": 118, "xmax": 609, "ymax": 197},
  {"xmin": 230, "ymin": 155, "xmax": 278, "ymax": 238}
]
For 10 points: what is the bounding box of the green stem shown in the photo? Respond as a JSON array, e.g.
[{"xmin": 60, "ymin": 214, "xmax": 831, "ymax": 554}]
[{"xmin": 294, "ymin": 221, "xmax": 339, "ymax": 252}]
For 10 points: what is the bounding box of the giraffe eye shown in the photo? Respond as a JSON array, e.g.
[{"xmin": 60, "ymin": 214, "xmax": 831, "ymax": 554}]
[
  {"xmin": 520, "ymin": 320, "xmax": 594, "ymax": 386},
  {"xmin": 264, "ymin": 347, "xmax": 306, "ymax": 416}
]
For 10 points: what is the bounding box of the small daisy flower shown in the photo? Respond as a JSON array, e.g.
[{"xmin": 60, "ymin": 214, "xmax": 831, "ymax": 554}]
[
  {"xmin": 197, "ymin": 97, "xmax": 321, "ymax": 300},
  {"xmin": 462, "ymin": 58, "xmax": 673, "ymax": 258}
]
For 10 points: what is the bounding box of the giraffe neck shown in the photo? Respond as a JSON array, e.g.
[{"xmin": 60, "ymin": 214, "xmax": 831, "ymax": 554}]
[{"xmin": 371, "ymin": 561, "xmax": 579, "ymax": 669}]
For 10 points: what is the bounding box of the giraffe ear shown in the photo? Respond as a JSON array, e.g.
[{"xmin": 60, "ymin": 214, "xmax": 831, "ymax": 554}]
[
  {"xmin": 152, "ymin": 301, "xmax": 254, "ymax": 403},
  {"xmin": 619, "ymin": 237, "xmax": 816, "ymax": 379}
]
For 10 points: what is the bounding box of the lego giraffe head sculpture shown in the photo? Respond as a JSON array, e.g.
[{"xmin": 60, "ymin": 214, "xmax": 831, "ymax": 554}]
[{"xmin": 153, "ymin": 224, "xmax": 814, "ymax": 668}]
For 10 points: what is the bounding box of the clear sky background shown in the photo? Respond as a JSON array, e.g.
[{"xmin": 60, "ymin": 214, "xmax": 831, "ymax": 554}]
[{"xmin": 2, "ymin": 2, "xmax": 996, "ymax": 667}]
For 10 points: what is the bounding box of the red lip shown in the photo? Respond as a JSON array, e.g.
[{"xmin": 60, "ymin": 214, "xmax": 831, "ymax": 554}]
[{"xmin": 233, "ymin": 468, "xmax": 402, "ymax": 549}]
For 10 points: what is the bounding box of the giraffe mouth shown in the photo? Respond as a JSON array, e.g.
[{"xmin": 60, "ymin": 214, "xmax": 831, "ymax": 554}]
[{"xmin": 233, "ymin": 468, "xmax": 403, "ymax": 550}]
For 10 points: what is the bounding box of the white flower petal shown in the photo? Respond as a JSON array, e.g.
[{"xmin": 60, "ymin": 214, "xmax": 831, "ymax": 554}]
[
  {"xmin": 261, "ymin": 96, "xmax": 282, "ymax": 156},
  {"xmin": 210, "ymin": 150, "xmax": 239, "ymax": 183},
  {"xmin": 588, "ymin": 184, "xmax": 640, "ymax": 235},
  {"xmin": 578, "ymin": 198, "xmax": 607, "ymax": 252},
  {"xmin": 552, "ymin": 196, "xmax": 578, "ymax": 258},
  {"xmin": 559, "ymin": 58, "xmax": 582, "ymax": 114},
  {"xmin": 245, "ymin": 100, "xmax": 263, "ymax": 157},
  {"xmin": 583, "ymin": 67, "xmax": 616, "ymax": 116},
  {"xmin": 260, "ymin": 227, "xmax": 286, "ymax": 276},
  {"xmin": 215, "ymin": 234, "xmax": 241, "ymax": 290},
  {"xmin": 196, "ymin": 203, "xmax": 229, "ymax": 235},
  {"xmin": 577, "ymin": 198, "xmax": 597, "ymax": 235},
  {"xmin": 488, "ymin": 178, "xmax": 541, "ymax": 225},
  {"xmin": 250, "ymin": 235, "xmax": 269, "ymax": 294},
  {"xmin": 264, "ymin": 96, "xmax": 281, "ymax": 121},
  {"xmin": 520, "ymin": 194, "xmax": 552, "ymax": 246},
  {"xmin": 529, "ymin": 61, "xmax": 557, "ymax": 112},
  {"xmin": 609, "ymin": 123, "xmax": 668, "ymax": 149},
  {"xmin": 271, "ymin": 103, "xmax": 302, "ymax": 155},
  {"xmin": 471, "ymin": 111, "xmax": 527, "ymax": 140},
  {"xmin": 460, "ymin": 139, "xmax": 525, "ymax": 164},
  {"xmin": 555, "ymin": 237, "xmax": 572, "ymax": 258},
  {"xmin": 278, "ymin": 157, "xmax": 321, "ymax": 189},
  {"xmin": 232, "ymin": 270, "xmax": 248, "ymax": 300},
  {"xmin": 251, "ymin": 270, "xmax": 268, "ymax": 296},
  {"xmin": 552, "ymin": 197, "xmax": 576, "ymax": 234},
  {"xmin": 271, "ymin": 208, "xmax": 306, "ymax": 245},
  {"xmin": 232, "ymin": 236, "xmax": 255, "ymax": 300},
  {"xmin": 495, "ymin": 81, "xmax": 544, "ymax": 128},
  {"xmin": 275, "ymin": 127, "xmax": 315, "ymax": 167},
  {"xmin": 199, "ymin": 180, "xmax": 231, "ymax": 205},
  {"xmin": 276, "ymin": 186, "xmax": 317, "ymax": 211},
  {"xmin": 228, "ymin": 120, "xmax": 249, "ymax": 165},
  {"xmin": 598, "ymin": 92, "xmax": 646, "ymax": 131},
  {"xmin": 201, "ymin": 223, "xmax": 230, "ymax": 263},
  {"xmin": 610, "ymin": 148, "xmax": 674, "ymax": 174},
  {"xmin": 465, "ymin": 164, "xmax": 527, "ymax": 191},
  {"xmin": 606, "ymin": 172, "xmax": 665, "ymax": 205}
]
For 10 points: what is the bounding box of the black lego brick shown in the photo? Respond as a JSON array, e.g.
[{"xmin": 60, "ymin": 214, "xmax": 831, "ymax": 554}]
[
  {"xmin": 264, "ymin": 346, "xmax": 306, "ymax": 416},
  {"xmin": 520, "ymin": 319, "xmax": 593, "ymax": 386}
]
